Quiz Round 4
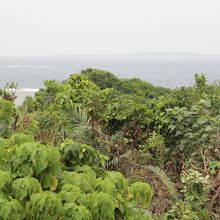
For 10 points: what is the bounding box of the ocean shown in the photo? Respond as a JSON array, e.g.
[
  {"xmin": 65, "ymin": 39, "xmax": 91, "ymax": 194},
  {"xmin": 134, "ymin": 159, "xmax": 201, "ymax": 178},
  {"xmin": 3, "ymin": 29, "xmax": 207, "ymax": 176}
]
[
  {"xmin": 0, "ymin": 56, "xmax": 220, "ymax": 90},
  {"xmin": 1, "ymin": 55, "xmax": 219, "ymax": 105}
]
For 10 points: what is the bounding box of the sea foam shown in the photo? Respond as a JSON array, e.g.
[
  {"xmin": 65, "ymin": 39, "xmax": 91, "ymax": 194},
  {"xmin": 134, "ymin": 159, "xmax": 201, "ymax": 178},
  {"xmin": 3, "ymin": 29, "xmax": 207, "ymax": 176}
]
[{"xmin": 4, "ymin": 65, "xmax": 50, "ymax": 68}]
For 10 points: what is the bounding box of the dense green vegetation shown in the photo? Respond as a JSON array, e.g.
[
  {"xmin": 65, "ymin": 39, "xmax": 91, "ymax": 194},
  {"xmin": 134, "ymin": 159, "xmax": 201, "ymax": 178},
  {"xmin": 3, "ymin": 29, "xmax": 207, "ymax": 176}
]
[{"xmin": 0, "ymin": 69, "xmax": 219, "ymax": 219}]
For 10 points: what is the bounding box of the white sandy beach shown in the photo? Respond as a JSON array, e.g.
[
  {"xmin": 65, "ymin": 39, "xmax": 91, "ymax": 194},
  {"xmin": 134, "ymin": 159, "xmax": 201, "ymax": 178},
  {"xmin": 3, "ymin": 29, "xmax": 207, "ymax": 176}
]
[{"xmin": 15, "ymin": 89, "xmax": 38, "ymax": 106}]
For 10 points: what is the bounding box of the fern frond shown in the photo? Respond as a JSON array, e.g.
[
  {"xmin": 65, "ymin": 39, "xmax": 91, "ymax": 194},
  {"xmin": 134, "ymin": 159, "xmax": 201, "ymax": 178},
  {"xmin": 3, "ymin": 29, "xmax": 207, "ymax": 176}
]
[{"xmin": 131, "ymin": 163, "xmax": 178, "ymax": 201}]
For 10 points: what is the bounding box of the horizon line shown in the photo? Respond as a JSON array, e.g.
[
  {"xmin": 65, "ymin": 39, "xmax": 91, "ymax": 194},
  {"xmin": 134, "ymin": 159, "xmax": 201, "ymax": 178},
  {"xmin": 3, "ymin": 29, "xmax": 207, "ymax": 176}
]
[{"xmin": 1, "ymin": 51, "xmax": 220, "ymax": 57}]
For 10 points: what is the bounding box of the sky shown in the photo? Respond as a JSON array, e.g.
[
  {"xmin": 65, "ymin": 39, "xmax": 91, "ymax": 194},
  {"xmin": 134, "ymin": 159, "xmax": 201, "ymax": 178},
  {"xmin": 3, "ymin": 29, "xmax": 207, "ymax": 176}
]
[{"xmin": 0, "ymin": 0, "xmax": 220, "ymax": 56}]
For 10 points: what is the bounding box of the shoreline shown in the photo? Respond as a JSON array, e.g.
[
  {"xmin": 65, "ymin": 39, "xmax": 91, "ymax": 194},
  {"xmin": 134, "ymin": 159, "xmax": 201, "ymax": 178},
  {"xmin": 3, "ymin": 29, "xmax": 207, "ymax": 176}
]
[{"xmin": 15, "ymin": 89, "xmax": 38, "ymax": 106}]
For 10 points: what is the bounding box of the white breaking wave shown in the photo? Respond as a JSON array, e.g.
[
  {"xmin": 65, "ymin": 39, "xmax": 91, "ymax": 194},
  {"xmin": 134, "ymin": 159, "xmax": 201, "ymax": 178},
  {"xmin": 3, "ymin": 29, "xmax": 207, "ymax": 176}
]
[{"xmin": 4, "ymin": 65, "xmax": 50, "ymax": 68}]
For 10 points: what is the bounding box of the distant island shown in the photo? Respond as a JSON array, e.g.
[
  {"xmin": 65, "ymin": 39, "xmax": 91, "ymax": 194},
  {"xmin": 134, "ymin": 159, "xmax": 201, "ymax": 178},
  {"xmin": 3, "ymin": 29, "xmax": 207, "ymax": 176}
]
[{"xmin": 51, "ymin": 51, "xmax": 220, "ymax": 59}]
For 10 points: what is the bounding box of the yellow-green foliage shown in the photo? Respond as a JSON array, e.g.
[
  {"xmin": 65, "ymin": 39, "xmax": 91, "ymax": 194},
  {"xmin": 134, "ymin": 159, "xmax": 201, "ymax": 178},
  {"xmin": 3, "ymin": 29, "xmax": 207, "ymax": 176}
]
[
  {"xmin": 0, "ymin": 133, "xmax": 153, "ymax": 219},
  {"xmin": 128, "ymin": 182, "xmax": 153, "ymax": 209},
  {"xmin": 0, "ymin": 99, "xmax": 15, "ymax": 137}
]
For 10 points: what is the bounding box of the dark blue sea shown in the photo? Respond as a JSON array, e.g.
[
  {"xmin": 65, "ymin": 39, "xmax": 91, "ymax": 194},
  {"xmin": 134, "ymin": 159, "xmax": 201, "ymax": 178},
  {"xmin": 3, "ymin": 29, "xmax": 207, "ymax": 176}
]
[{"xmin": 0, "ymin": 56, "xmax": 219, "ymax": 89}]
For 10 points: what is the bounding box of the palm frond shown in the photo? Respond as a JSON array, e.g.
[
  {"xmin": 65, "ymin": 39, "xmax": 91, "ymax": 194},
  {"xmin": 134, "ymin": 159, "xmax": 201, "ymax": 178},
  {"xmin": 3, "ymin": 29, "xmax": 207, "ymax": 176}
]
[{"xmin": 131, "ymin": 163, "xmax": 178, "ymax": 201}]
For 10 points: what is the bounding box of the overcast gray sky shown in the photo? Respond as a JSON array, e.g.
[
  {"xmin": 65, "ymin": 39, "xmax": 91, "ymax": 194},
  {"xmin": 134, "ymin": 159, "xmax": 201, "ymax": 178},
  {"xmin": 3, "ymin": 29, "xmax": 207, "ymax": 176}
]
[{"xmin": 0, "ymin": 0, "xmax": 220, "ymax": 56}]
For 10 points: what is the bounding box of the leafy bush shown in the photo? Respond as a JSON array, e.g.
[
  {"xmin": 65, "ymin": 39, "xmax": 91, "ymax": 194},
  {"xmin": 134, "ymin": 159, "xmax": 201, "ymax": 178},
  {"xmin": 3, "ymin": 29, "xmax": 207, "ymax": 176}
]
[
  {"xmin": 0, "ymin": 99, "xmax": 15, "ymax": 137},
  {"xmin": 0, "ymin": 133, "xmax": 153, "ymax": 219},
  {"xmin": 181, "ymin": 169, "xmax": 211, "ymax": 206}
]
